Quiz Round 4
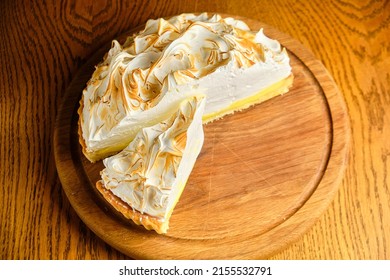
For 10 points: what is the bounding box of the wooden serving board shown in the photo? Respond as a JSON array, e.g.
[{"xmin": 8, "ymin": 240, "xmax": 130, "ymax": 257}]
[{"xmin": 54, "ymin": 16, "xmax": 350, "ymax": 259}]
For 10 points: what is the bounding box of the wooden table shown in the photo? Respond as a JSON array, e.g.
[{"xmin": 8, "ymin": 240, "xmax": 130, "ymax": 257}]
[{"xmin": 1, "ymin": 0, "xmax": 389, "ymax": 259}]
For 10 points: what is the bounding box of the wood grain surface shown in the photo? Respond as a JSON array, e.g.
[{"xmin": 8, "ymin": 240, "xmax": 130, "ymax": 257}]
[{"xmin": 1, "ymin": 0, "xmax": 389, "ymax": 259}]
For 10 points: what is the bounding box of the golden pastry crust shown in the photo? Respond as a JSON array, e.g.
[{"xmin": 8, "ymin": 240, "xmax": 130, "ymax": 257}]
[
  {"xmin": 77, "ymin": 100, "xmax": 89, "ymax": 160},
  {"xmin": 78, "ymin": 99, "xmax": 112, "ymax": 163},
  {"xmin": 96, "ymin": 180, "xmax": 169, "ymax": 234}
]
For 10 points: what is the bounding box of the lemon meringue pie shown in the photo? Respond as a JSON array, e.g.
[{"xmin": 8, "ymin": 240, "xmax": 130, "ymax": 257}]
[
  {"xmin": 96, "ymin": 95, "xmax": 205, "ymax": 233},
  {"xmin": 78, "ymin": 13, "xmax": 293, "ymax": 162}
]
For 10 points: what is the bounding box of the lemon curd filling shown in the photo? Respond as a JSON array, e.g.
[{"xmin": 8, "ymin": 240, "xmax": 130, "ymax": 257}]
[{"xmin": 203, "ymin": 75, "xmax": 293, "ymax": 122}]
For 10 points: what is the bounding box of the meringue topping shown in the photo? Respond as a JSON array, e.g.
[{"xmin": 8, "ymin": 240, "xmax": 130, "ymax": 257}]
[
  {"xmin": 98, "ymin": 95, "xmax": 205, "ymax": 232},
  {"xmin": 79, "ymin": 13, "xmax": 292, "ymax": 162}
]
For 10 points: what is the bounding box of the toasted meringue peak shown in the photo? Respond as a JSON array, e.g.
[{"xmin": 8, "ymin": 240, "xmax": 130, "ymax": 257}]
[
  {"xmin": 79, "ymin": 13, "xmax": 293, "ymax": 162},
  {"xmin": 98, "ymin": 95, "xmax": 205, "ymax": 233}
]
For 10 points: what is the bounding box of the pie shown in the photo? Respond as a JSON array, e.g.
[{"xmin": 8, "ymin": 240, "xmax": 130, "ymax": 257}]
[
  {"xmin": 78, "ymin": 13, "xmax": 293, "ymax": 162},
  {"xmin": 78, "ymin": 13, "xmax": 294, "ymax": 233}
]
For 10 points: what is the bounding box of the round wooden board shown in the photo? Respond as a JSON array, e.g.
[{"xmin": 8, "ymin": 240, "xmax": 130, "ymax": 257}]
[{"xmin": 54, "ymin": 15, "xmax": 350, "ymax": 259}]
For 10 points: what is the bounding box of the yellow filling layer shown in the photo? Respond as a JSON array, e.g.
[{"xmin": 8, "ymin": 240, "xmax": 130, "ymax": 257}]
[
  {"xmin": 85, "ymin": 75, "xmax": 293, "ymax": 163},
  {"xmin": 203, "ymin": 75, "xmax": 294, "ymax": 122}
]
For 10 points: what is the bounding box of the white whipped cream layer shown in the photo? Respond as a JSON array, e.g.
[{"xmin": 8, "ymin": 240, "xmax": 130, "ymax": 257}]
[
  {"xmin": 100, "ymin": 96, "xmax": 205, "ymax": 220},
  {"xmin": 79, "ymin": 13, "xmax": 291, "ymax": 161}
]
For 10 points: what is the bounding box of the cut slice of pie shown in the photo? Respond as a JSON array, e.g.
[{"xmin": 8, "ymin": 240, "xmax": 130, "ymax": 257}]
[
  {"xmin": 96, "ymin": 95, "xmax": 205, "ymax": 234},
  {"xmin": 78, "ymin": 13, "xmax": 293, "ymax": 162}
]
